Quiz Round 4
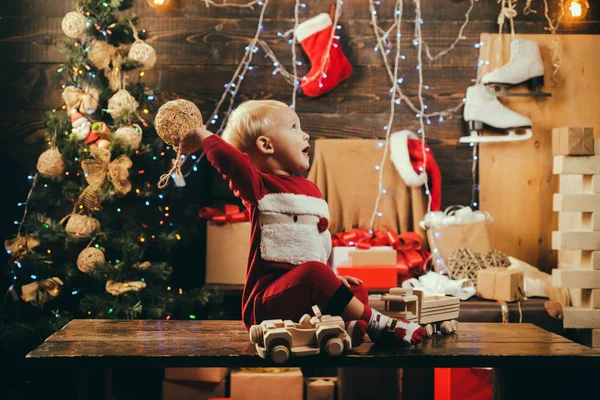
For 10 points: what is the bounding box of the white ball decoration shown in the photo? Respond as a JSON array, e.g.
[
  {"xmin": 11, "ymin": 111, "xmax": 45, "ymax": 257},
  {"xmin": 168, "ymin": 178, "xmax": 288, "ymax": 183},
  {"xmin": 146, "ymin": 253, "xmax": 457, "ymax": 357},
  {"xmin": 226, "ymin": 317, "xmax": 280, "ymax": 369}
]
[
  {"xmin": 108, "ymin": 90, "xmax": 139, "ymax": 119},
  {"xmin": 62, "ymin": 11, "xmax": 87, "ymax": 39},
  {"xmin": 128, "ymin": 40, "xmax": 157, "ymax": 70}
]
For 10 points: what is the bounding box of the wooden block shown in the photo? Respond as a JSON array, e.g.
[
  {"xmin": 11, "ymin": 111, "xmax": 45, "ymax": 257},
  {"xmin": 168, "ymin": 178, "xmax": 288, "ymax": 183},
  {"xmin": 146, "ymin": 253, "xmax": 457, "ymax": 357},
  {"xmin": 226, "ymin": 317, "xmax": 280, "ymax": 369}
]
[
  {"xmin": 558, "ymin": 212, "xmax": 600, "ymax": 231},
  {"xmin": 349, "ymin": 249, "xmax": 397, "ymax": 267},
  {"xmin": 563, "ymin": 307, "xmax": 600, "ymax": 328},
  {"xmin": 559, "ymin": 174, "xmax": 600, "ymax": 194},
  {"xmin": 579, "ymin": 329, "xmax": 600, "ymax": 347},
  {"xmin": 552, "ymin": 231, "xmax": 600, "ymax": 250},
  {"xmin": 553, "ymin": 155, "xmax": 600, "ymax": 175},
  {"xmin": 558, "ymin": 250, "xmax": 600, "ymax": 269},
  {"xmin": 552, "ymin": 127, "xmax": 594, "ymax": 156},
  {"xmin": 553, "ymin": 194, "xmax": 600, "ymax": 212},
  {"xmin": 568, "ymin": 289, "xmax": 600, "ymax": 308},
  {"xmin": 596, "ymin": 138, "xmax": 600, "ymax": 155},
  {"xmin": 551, "ymin": 269, "xmax": 600, "ymax": 288}
]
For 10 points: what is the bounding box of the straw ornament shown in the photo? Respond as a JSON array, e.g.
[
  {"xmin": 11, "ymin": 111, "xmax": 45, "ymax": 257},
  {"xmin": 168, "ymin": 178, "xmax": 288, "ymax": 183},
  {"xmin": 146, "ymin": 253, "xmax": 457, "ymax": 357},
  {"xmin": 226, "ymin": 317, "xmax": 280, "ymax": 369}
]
[
  {"xmin": 62, "ymin": 11, "xmax": 87, "ymax": 39},
  {"xmin": 62, "ymin": 86, "xmax": 100, "ymax": 116},
  {"xmin": 37, "ymin": 148, "xmax": 65, "ymax": 178},
  {"xmin": 155, "ymin": 99, "xmax": 203, "ymax": 188},
  {"xmin": 21, "ymin": 277, "xmax": 64, "ymax": 307},
  {"xmin": 88, "ymin": 40, "xmax": 117, "ymax": 71},
  {"xmin": 4, "ymin": 234, "xmax": 40, "ymax": 257},
  {"xmin": 77, "ymin": 247, "xmax": 105, "ymax": 273},
  {"xmin": 106, "ymin": 280, "xmax": 147, "ymax": 296},
  {"xmin": 447, "ymin": 248, "xmax": 510, "ymax": 283},
  {"xmin": 113, "ymin": 124, "xmax": 142, "ymax": 150},
  {"xmin": 127, "ymin": 19, "xmax": 157, "ymax": 70},
  {"xmin": 108, "ymin": 89, "xmax": 139, "ymax": 119},
  {"xmin": 64, "ymin": 214, "xmax": 101, "ymax": 240}
]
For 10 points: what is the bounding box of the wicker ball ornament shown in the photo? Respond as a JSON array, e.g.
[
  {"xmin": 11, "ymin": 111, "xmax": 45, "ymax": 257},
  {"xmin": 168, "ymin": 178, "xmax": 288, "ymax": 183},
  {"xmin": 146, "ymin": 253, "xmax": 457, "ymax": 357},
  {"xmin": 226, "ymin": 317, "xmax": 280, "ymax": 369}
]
[
  {"xmin": 155, "ymin": 99, "xmax": 203, "ymax": 148},
  {"xmin": 65, "ymin": 214, "xmax": 100, "ymax": 240},
  {"xmin": 62, "ymin": 11, "xmax": 87, "ymax": 39},
  {"xmin": 128, "ymin": 40, "xmax": 157, "ymax": 70},
  {"xmin": 88, "ymin": 41, "xmax": 114, "ymax": 71},
  {"xmin": 113, "ymin": 124, "xmax": 142, "ymax": 149},
  {"xmin": 77, "ymin": 247, "xmax": 105, "ymax": 273},
  {"xmin": 108, "ymin": 90, "xmax": 139, "ymax": 119},
  {"xmin": 37, "ymin": 148, "xmax": 65, "ymax": 178}
]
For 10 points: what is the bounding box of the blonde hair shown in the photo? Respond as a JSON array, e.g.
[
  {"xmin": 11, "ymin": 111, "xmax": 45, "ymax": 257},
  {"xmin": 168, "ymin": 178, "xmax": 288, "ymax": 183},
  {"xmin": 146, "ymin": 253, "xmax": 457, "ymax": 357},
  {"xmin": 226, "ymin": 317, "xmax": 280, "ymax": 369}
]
[{"xmin": 221, "ymin": 100, "xmax": 286, "ymax": 153}]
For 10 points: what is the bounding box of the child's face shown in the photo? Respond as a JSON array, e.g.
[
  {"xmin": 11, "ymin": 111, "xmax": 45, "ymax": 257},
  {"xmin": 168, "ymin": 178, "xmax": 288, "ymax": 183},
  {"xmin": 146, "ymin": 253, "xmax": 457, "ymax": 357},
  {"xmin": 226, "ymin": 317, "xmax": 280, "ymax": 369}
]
[{"xmin": 267, "ymin": 105, "xmax": 311, "ymax": 173}]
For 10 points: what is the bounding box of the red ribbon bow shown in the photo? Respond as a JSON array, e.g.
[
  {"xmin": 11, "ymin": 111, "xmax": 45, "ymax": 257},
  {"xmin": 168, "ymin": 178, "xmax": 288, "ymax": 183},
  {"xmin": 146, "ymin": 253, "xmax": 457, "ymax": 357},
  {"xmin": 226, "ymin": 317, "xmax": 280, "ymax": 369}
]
[{"xmin": 198, "ymin": 204, "xmax": 249, "ymax": 224}]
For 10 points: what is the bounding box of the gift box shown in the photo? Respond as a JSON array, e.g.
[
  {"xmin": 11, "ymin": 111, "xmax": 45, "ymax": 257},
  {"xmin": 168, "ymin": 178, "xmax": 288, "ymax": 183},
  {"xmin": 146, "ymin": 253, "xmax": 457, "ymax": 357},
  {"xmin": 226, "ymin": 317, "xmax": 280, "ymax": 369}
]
[
  {"xmin": 230, "ymin": 368, "xmax": 303, "ymax": 400},
  {"xmin": 434, "ymin": 368, "xmax": 492, "ymax": 400},
  {"xmin": 552, "ymin": 126, "xmax": 594, "ymax": 156},
  {"xmin": 330, "ymin": 246, "xmax": 392, "ymax": 272},
  {"xmin": 162, "ymin": 380, "xmax": 225, "ymax": 400},
  {"xmin": 306, "ymin": 377, "xmax": 336, "ymax": 400},
  {"xmin": 336, "ymin": 266, "xmax": 398, "ymax": 289},
  {"xmin": 349, "ymin": 249, "xmax": 397, "ymax": 266},
  {"xmin": 165, "ymin": 368, "xmax": 228, "ymax": 383},
  {"xmin": 205, "ymin": 221, "xmax": 251, "ymax": 285},
  {"xmin": 477, "ymin": 268, "xmax": 525, "ymax": 302}
]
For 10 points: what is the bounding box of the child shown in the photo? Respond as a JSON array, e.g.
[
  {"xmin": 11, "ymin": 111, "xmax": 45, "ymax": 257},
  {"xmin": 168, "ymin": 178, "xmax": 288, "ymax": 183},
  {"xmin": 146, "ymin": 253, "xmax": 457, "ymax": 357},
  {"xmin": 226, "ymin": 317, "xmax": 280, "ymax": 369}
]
[{"xmin": 181, "ymin": 100, "xmax": 426, "ymax": 346}]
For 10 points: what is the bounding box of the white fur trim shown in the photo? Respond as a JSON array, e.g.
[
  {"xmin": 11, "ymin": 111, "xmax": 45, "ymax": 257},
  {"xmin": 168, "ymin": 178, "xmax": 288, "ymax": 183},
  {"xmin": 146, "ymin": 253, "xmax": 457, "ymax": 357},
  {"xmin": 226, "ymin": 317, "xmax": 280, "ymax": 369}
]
[
  {"xmin": 258, "ymin": 193, "xmax": 330, "ymax": 219},
  {"xmin": 296, "ymin": 13, "xmax": 332, "ymax": 42},
  {"xmin": 390, "ymin": 130, "xmax": 427, "ymax": 187},
  {"xmin": 260, "ymin": 222, "xmax": 332, "ymax": 265}
]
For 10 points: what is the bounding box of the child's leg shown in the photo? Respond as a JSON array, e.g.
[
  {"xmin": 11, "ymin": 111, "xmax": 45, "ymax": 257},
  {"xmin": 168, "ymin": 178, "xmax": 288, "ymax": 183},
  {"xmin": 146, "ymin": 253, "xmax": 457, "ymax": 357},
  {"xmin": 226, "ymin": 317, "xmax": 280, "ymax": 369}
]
[{"xmin": 254, "ymin": 261, "xmax": 425, "ymax": 346}]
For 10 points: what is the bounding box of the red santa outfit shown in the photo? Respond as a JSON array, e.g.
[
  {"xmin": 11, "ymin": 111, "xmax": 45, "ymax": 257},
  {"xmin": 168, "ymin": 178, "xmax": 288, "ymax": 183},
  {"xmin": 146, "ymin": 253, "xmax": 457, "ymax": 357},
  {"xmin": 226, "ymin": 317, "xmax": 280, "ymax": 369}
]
[{"xmin": 203, "ymin": 135, "xmax": 367, "ymax": 330}]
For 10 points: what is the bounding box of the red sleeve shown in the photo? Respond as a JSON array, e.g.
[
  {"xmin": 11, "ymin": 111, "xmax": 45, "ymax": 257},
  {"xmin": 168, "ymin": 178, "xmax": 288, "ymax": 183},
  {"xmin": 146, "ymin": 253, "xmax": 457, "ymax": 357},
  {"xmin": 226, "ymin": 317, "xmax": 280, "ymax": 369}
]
[{"xmin": 202, "ymin": 135, "xmax": 262, "ymax": 203}]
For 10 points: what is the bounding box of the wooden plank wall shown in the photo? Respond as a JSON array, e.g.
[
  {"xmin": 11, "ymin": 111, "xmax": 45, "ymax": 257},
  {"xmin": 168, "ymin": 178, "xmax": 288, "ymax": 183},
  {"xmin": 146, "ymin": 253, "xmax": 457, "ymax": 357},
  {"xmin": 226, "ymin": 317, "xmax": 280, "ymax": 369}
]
[{"xmin": 0, "ymin": 0, "xmax": 598, "ymax": 275}]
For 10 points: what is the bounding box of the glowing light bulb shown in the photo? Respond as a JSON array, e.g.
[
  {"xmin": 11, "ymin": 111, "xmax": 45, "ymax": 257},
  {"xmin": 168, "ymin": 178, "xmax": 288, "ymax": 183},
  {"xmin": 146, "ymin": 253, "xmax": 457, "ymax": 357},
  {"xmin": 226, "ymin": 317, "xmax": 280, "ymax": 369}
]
[{"xmin": 568, "ymin": 0, "xmax": 589, "ymax": 17}]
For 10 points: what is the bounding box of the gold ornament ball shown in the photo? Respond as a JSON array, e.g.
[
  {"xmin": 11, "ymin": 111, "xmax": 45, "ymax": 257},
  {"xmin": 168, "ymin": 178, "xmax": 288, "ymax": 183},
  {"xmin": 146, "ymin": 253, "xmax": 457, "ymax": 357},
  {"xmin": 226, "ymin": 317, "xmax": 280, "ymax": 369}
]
[
  {"xmin": 128, "ymin": 40, "xmax": 157, "ymax": 70},
  {"xmin": 155, "ymin": 99, "xmax": 203, "ymax": 148},
  {"xmin": 62, "ymin": 11, "xmax": 87, "ymax": 39},
  {"xmin": 77, "ymin": 247, "xmax": 105, "ymax": 273},
  {"xmin": 113, "ymin": 125, "xmax": 142, "ymax": 150},
  {"xmin": 108, "ymin": 89, "xmax": 139, "ymax": 119},
  {"xmin": 65, "ymin": 214, "xmax": 100, "ymax": 240},
  {"xmin": 37, "ymin": 148, "xmax": 65, "ymax": 178}
]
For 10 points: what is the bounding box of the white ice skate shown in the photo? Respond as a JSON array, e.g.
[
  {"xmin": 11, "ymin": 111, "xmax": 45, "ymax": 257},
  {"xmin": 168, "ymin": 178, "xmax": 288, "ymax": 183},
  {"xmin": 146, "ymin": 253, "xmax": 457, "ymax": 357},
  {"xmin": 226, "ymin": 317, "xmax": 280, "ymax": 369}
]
[
  {"xmin": 482, "ymin": 38, "xmax": 550, "ymax": 97},
  {"xmin": 460, "ymin": 84, "xmax": 533, "ymax": 144}
]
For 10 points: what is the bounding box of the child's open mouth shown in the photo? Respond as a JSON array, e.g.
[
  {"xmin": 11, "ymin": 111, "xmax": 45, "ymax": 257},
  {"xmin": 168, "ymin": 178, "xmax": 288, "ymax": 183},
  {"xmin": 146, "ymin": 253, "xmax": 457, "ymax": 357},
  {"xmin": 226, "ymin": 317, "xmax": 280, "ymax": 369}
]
[{"xmin": 302, "ymin": 146, "xmax": 310, "ymax": 157}]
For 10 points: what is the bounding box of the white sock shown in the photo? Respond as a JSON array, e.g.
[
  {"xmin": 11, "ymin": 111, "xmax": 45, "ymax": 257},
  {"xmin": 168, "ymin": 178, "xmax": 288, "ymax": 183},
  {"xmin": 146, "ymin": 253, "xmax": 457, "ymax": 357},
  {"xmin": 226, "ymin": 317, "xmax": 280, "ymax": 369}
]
[{"xmin": 366, "ymin": 308, "xmax": 392, "ymax": 342}]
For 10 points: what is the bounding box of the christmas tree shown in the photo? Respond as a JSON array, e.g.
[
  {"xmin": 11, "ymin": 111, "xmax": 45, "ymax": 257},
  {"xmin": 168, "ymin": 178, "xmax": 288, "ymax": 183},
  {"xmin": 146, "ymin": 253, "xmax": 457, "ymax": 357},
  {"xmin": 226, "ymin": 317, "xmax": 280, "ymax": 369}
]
[{"xmin": 1, "ymin": 0, "xmax": 222, "ymax": 357}]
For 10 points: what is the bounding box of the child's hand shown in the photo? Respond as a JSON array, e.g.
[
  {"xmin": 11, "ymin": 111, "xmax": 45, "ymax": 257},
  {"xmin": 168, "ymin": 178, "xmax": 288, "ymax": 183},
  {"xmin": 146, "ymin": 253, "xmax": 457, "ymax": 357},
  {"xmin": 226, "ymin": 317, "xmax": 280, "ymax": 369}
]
[
  {"xmin": 180, "ymin": 126, "xmax": 212, "ymax": 154},
  {"xmin": 337, "ymin": 275, "xmax": 363, "ymax": 288}
]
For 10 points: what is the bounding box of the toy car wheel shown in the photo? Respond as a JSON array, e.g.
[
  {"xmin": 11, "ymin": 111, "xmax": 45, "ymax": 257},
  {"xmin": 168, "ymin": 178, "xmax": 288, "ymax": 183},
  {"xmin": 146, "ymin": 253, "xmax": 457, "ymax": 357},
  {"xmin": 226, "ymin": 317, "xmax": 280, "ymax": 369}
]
[
  {"xmin": 270, "ymin": 345, "xmax": 290, "ymax": 364},
  {"xmin": 451, "ymin": 320, "xmax": 458, "ymax": 332},
  {"xmin": 325, "ymin": 337, "xmax": 344, "ymax": 357},
  {"xmin": 249, "ymin": 325, "xmax": 264, "ymax": 346},
  {"xmin": 440, "ymin": 321, "xmax": 453, "ymax": 335},
  {"xmin": 424, "ymin": 324, "xmax": 434, "ymax": 337}
]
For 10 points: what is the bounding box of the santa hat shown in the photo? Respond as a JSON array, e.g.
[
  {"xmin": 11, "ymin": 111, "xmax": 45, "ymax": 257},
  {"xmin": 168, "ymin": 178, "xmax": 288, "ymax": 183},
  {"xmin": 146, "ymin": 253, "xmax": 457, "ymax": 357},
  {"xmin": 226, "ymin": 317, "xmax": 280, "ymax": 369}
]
[
  {"xmin": 71, "ymin": 111, "xmax": 87, "ymax": 128},
  {"xmin": 390, "ymin": 130, "xmax": 442, "ymax": 211}
]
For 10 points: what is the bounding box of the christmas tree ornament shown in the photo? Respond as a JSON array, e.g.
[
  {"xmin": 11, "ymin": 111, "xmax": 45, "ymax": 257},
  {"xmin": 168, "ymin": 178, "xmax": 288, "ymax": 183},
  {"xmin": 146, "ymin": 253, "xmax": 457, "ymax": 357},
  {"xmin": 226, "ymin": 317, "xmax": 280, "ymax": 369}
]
[
  {"xmin": 71, "ymin": 112, "xmax": 92, "ymax": 140},
  {"xmin": 390, "ymin": 130, "xmax": 442, "ymax": 211},
  {"xmin": 295, "ymin": 9, "xmax": 352, "ymax": 97},
  {"xmin": 108, "ymin": 89, "xmax": 139, "ymax": 119},
  {"xmin": 155, "ymin": 99, "xmax": 203, "ymax": 188},
  {"xmin": 21, "ymin": 277, "xmax": 64, "ymax": 307},
  {"xmin": 62, "ymin": 86, "xmax": 100, "ymax": 116},
  {"xmin": 4, "ymin": 234, "xmax": 40, "ymax": 257},
  {"xmin": 92, "ymin": 121, "xmax": 112, "ymax": 140},
  {"xmin": 97, "ymin": 139, "xmax": 112, "ymax": 149},
  {"xmin": 113, "ymin": 124, "xmax": 142, "ymax": 150},
  {"xmin": 79, "ymin": 146, "xmax": 132, "ymax": 210},
  {"xmin": 64, "ymin": 214, "xmax": 101, "ymax": 240},
  {"xmin": 106, "ymin": 280, "xmax": 147, "ymax": 295},
  {"xmin": 37, "ymin": 148, "xmax": 65, "ymax": 178},
  {"xmin": 127, "ymin": 20, "xmax": 157, "ymax": 71},
  {"xmin": 88, "ymin": 40, "xmax": 116, "ymax": 71},
  {"xmin": 61, "ymin": 11, "xmax": 87, "ymax": 39},
  {"xmin": 77, "ymin": 247, "xmax": 105, "ymax": 273}
]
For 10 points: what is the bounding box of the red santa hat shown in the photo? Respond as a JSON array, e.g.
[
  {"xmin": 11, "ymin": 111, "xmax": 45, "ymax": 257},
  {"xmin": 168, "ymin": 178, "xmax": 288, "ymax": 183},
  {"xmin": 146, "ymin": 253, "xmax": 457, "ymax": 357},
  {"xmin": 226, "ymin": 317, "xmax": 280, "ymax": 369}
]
[
  {"xmin": 71, "ymin": 111, "xmax": 87, "ymax": 128},
  {"xmin": 390, "ymin": 130, "xmax": 442, "ymax": 211}
]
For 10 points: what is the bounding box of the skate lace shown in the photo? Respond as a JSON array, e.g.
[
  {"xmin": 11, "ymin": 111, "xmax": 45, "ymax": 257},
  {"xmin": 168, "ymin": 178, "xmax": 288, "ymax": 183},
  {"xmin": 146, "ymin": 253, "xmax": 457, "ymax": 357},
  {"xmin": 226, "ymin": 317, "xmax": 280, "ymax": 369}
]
[{"xmin": 499, "ymin": 41, "xmax": 522, "ymax": 70}]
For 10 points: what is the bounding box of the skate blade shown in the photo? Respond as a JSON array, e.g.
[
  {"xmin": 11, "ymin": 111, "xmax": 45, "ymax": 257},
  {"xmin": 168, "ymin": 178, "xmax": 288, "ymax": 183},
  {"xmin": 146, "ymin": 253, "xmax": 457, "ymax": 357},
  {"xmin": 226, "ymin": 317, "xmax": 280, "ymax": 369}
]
[
  {"xmin": 486, "ymin": 81, "xmax": 551, "ymax": 97},
  {"xmin": 459, "ymin": 128, "xmax": 532, "ymax": 144}
]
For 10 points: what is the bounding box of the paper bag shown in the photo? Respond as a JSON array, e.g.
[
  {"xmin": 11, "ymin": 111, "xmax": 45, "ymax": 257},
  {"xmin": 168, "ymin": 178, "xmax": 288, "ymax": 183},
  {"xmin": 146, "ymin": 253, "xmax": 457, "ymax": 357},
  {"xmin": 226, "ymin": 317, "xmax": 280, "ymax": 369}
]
[
  {"xmin": 427, "ymin": 221, "xmax": 491, "ymax": 272},
  {"xmin": 205, "ymin": 221, "xmax": 251, "ymax": 285}
]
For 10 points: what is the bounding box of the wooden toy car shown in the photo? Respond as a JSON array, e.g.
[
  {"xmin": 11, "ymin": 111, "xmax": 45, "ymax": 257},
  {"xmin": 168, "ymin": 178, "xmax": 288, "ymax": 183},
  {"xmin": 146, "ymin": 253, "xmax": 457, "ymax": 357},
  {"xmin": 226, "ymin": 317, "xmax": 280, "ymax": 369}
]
[
  {"xmin": 381, "ymin": 288, "xmax": 460, "ymax": 337},
  {"xmin": 249, "ymin": 305, "xmax": 352, "ymax": 364}
]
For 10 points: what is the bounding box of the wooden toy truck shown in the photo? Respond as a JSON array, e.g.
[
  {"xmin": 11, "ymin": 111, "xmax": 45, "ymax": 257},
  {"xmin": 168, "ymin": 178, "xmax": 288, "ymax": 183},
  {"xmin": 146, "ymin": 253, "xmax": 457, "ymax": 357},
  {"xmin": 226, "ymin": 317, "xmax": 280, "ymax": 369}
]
[
  {"xmin": 381, "ymin": 288, "xmax": 460, "ymax": 336},
  {"xmin": 249, "ymin": 305, "xmax": 352, "ymax": 364}
]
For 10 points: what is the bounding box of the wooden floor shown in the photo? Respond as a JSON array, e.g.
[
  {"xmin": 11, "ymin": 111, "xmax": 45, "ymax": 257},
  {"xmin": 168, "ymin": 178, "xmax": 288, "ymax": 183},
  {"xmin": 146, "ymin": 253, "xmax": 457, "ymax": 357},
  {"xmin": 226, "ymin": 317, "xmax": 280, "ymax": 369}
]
[{"xmin": 27, "ymin": 320, "xmax": 600, "ymax": 369}]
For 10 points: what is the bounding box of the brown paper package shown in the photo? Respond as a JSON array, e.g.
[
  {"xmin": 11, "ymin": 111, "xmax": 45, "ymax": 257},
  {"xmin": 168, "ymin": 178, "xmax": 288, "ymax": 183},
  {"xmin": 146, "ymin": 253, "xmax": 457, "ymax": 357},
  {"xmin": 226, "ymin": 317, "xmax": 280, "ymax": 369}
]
[
  {"xmin": 205, "ymin": 221, "xmax": 251, "ymax": 285},
  {"xmin": 477, "ymin": 268, "xmax": 525, "ymax": 302}
]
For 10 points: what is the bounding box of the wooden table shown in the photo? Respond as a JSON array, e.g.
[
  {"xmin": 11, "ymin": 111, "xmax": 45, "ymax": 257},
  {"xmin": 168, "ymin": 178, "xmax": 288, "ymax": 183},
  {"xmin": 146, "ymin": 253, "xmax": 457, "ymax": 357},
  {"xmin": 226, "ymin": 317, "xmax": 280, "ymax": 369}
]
[{"xmin": 27, "ymin": 320, "xmax": 600, "ymax": 399}]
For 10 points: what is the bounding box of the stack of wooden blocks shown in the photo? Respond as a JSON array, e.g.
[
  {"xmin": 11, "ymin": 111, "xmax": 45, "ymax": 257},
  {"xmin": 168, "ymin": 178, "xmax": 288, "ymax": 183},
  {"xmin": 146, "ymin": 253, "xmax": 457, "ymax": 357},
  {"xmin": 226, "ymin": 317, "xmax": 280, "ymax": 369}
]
[{"xmin": 551, "ymin": 126, "xmax": 600, "ymax": 347}]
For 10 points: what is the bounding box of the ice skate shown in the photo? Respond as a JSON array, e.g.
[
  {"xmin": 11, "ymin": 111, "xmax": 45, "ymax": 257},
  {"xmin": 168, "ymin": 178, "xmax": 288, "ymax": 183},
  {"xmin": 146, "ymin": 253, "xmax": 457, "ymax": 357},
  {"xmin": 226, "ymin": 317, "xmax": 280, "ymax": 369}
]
[
  {"xmin": 460, "ymin": 84, "xmax": 533, "ymax": 144},
  {"xmin": 482, "ymin": 38, "xmax": 551, "ymax": 98}
]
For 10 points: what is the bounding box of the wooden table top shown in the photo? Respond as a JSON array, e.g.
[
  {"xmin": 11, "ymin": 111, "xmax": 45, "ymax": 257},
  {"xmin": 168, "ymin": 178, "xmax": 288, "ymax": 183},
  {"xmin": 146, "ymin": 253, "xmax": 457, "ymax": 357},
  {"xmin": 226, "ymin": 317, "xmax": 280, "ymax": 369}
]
[{"xmin": 26, "ymin": 320, "xmax": 600, "ymax": 368}]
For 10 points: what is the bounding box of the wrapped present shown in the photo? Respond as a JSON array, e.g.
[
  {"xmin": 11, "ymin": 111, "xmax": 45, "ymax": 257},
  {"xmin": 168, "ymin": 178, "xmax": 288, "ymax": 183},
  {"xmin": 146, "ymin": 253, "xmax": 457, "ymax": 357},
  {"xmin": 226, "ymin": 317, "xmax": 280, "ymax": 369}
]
[
  {"xmin": 330, "ymin": 246, "xmax": 392, "ymax": 272},
  {"xmin": 205, "ymin": 221, "xmax": 251, "ymax": 285},
  {"xmin": 199, "ymin": 204, "xmax": 249, "ymax": 224},
  {"xmin": 165, "ymin": 368, "xmax": 228, "ymax": 383},
  {"xmin": 336, "ymin": 266, "xmax": 398, "ymax": 290},
  {"xmin": 477, "ymin": 268, "xmax": 525, "ymax": 302},
  {"xmin": 162, "ymin": 380, "xmax": 225, "ymax": 400},
  {"xmin": 230, "ymin": 368, "xmax": 303, "ymax": 400},
  {"xmin": 552, "ymin": 126, "xmax": 594, "ymax": 156},
  {"xmin": 306, "ymin": 377, "xmax": 336, "ymax": 400},
  {"xmin": 349, "ymin": 249, "xmax": 396, "ymax": 266},
  {"xmin": 434, "ymin": 368, "xmax": 492, "ymax": 400}
]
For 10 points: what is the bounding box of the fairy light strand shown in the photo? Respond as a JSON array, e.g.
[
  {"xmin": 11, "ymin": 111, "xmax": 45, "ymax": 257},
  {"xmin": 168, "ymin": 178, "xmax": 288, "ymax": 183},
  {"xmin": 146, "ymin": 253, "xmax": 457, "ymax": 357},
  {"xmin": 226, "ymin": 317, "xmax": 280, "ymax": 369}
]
[{"xmin": 16, "ymin": 174, "xmax": 39, "ymax": 236}]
